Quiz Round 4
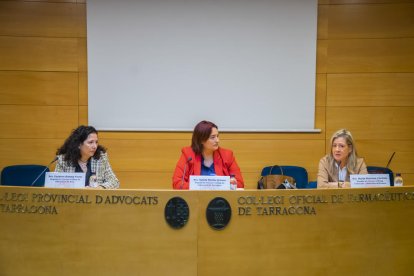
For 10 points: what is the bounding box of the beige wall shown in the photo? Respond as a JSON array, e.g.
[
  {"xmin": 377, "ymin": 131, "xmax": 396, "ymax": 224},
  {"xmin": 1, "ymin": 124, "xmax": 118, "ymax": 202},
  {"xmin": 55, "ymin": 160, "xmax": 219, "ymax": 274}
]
[{"xmin": 0, "ymin": 0, "xmax": 413, "ymax": 188}]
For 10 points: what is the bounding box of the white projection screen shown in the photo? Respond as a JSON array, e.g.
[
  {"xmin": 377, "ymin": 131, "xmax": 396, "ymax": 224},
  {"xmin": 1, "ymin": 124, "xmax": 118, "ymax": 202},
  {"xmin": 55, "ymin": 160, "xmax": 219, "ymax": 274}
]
[{"xmin": 87, "ymin": 0, "xmax": 318, "ymax": 132}]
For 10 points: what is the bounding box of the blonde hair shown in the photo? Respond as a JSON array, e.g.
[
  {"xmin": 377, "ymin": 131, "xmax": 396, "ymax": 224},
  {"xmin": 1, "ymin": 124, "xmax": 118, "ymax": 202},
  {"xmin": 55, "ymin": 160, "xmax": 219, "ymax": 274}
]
[{"xmin": 327, "ymin": 129, "xmax": 360, "ymax": 174}]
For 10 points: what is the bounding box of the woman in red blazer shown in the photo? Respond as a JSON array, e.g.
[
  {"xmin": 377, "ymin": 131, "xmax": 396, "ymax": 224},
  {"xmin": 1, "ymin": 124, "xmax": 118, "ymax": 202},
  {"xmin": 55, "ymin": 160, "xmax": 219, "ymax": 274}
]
[{"xmin": 172, "ymin": 120, "xmax": 244, "ymax": 190}]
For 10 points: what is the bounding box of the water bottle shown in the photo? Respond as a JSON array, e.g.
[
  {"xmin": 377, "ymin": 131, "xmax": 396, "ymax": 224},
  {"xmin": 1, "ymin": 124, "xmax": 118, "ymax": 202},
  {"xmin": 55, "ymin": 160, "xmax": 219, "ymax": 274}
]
[
  {"xmin": 394, "ymin": 173, "xmax": 403, "ymax": 187},
  {"xmin": 230, "ymin": 174, "xmax": 237, "ymax": 190}
]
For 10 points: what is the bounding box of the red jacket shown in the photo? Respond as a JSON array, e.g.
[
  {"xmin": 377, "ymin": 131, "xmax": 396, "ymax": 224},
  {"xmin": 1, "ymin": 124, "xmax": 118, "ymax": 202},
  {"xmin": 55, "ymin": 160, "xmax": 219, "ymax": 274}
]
[{"xmin": 172, "ymin": 146, "xmax": 244, "ymax": 190}]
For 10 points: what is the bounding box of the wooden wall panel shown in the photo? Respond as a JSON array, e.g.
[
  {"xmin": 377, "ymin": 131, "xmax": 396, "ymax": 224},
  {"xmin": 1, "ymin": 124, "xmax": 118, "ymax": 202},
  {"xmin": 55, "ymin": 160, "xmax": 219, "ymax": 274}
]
[
  {"xmin": 358, "ymin": 141, "xmax": 414, "ymax": 183},
  {"xmin": 0, "ymin": 71, "xmax": 78, "ymax": 105},
  {"xmin": 327, "ymin": 73, "xmax": 414, "ymax": 107},
  {"xmin": 314, "ymin": 106, "xmax": 326, "ymax": 135},
  {"xmin": 99, "ymin": 132, "xmax": 193, "ymax": 141},
  {"xmin": 100, "ymin": 139, "xmax": 325, "ymax": 174},
  {"xmin": 78, "ymin": 38, "xmax": 87, "ymax": 72},
  {"xmin": 100, "ymin": 139, "xmax": 188, "ymax": 172},
  {"xmin": 316, "ymin": 40, "xmax": 328, "ymax": 73},
  {"xmin": 317, "ymin": 5, "xmax": 328, "ymax": 39},
  {"xmin": 228, "ymin": 172, "xmax": 262, "ymax": 189},
  {"xmin": 77, "ymin": 2, "xmax": 86, "ymax": 37},
  {"xmin": 322, "ymin": 0, "xmax": 414, "ymax": 187},
  {"xmin": 79, "ymin": 106, "xmax": 88, "ymax": 125},
  {"xmin": 79, "ymin": 72, "xmax": 88, "ymax": 105},
  {"xmin": 400, "ymin": 174, "xmax": 414, "ymax": 186},
  {"xmin": 0, "ymin": 139, "xmax": 62, "ymax": 169},
  {"xmin": 115, "ymin": 171, "xmax": 173, "ymax": 189},
  {"xmin": 0, "ymin": 1, "xmax": 83, "ymax": 37},
  {"xmin": 358, "ymin": 140, "xmax": 414, "ymax": 169},
  {"xmin": 326, "ymin": 107, "xmax": 414, "ymax": 140},
  {"xmin": 327, "ymin": 38, "xmax": 414, "ymax": 73},
  {"xmin": 97, "ymin": 104, "xmax": 325, "ymax": 141},
  {"xmin": 221, "ymin": 140, "xmax": 325, "ymax": 173},
  {"xmin": 1, "ymin": 1, "xmax": 413, "ymax": 188},
  {"xmin": 0, "ymin": 106, "xmax": 78, "ymax": 139},
  {"xmin": 308, "ymin": 171, "xmax": 319, "ymax": 182},
  {"xmin": 0, "ymin": 36, "xmax": 79, "ymax": 71},
  {"xmin": 327, "ymin": 0, "xmax": 414, "ymax": 4},
  {"xmin": 316, "ymin": 74, "xmax": 327, "ymax": 107},
  {"xmin": 325, "ymin": 4, "xmax": 414, "ymax": 39},
  {"xmin": 392, "ymin": 151, "xmax": 414, "ymax": 173}
]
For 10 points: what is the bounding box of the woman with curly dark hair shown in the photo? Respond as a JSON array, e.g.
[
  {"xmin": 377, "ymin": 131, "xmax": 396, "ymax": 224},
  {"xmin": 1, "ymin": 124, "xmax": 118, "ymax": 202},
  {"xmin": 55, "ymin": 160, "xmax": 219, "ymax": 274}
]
[{"xmin": 55, "ymin": 125, "xmax": 119, "ymax": 189}]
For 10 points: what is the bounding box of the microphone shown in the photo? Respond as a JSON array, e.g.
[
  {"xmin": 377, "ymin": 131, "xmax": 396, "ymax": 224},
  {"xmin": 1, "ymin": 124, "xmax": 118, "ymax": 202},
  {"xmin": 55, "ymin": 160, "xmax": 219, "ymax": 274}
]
[
  {"xmin": 385, "ymin": 152, "xmax": 396, "ymax": 168},
  {"xmin": 180, "ymin": 157, "xmax": 192, "ymax": 190},
  {"xmin": 336, "ymin": 160, "xmax": 343, "ymax": 188},
  {"xmin": 30, "ymin": 156, "xmax": 58, "ymax": 186}
]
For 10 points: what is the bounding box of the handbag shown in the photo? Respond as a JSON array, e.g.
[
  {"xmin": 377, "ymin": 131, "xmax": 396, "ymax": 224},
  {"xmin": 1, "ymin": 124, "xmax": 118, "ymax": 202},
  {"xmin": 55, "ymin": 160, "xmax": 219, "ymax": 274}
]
[{"xmin": 257, "ymin": 165, "xmax": 297, "ymax": 189}]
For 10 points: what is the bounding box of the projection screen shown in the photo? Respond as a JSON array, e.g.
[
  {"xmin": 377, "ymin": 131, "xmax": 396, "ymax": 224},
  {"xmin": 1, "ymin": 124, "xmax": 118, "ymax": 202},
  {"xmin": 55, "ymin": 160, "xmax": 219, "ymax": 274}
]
[{"xmin": 87, "ymin": 0, "xmax": 318, "ymax": 132}]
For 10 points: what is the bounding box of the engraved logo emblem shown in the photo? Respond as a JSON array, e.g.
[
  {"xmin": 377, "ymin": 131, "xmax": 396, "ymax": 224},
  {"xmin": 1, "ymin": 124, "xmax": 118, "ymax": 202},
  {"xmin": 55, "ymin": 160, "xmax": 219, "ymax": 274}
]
[
  {"xmin": 165, "ymin": 197, "xmax": 189, "ymax": 229},
  {"xmin": 206, "ymin": 197, "xmax": 231, "ymax": 230}
]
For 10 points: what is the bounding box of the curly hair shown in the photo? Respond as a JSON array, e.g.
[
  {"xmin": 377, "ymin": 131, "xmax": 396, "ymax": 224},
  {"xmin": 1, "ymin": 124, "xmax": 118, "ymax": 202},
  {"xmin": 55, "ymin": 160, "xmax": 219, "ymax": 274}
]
[
  {"xmin": 56, "ymin": 125, "xmax": 106, "ymax": 166},
  {"xmin": 191, "ymin": 120, "xmax": 218, "ymax": 155}
]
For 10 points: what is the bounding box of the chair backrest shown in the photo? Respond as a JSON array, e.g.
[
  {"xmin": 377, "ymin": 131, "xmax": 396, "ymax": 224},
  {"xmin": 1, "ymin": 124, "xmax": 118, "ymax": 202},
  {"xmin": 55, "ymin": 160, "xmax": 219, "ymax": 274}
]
[
  {"xmin": 307, "ymin": 181, "xmax": 317, "ymax": 189},
  {"xmin": 1, "ymin": 165, "xmax": 49, "ymax": 187},
  {"xmin": 261, "ymin": 165, "xmax": 309, "ymax": 189},
  {"xmin": 367, "ymin": 166, "xmax": 394, "ymax": 186}
]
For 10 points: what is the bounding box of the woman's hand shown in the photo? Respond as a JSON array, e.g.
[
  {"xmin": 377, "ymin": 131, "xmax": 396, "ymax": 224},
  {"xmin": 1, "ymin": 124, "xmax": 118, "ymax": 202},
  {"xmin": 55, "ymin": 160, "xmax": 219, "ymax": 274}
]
[
  {"xmin": 86, "ymin": 185, "xmax": 104, "ymax": 189},
  {"xmin": 328, "ymin": 181, "xmax": 351, "ymax": 188}
]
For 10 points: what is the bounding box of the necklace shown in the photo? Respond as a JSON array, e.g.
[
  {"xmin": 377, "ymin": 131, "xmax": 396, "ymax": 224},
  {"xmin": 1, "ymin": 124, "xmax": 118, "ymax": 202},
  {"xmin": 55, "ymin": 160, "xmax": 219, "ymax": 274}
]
[{"xmin": 78, "ymin": 159, "xmax": 88, "ymax": 172}]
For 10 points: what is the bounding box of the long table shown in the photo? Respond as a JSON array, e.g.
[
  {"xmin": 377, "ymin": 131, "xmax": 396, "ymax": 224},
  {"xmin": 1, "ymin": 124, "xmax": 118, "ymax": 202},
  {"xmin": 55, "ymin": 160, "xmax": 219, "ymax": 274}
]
[{"xmin": 1, "ymin": 186, "xmax": 413, "ymax": 276}]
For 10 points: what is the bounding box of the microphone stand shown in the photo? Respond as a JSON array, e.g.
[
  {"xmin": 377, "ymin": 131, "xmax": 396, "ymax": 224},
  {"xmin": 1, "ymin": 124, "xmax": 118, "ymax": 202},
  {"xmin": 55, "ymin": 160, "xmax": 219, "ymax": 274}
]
[
  {"xmin": 180, "ymin": 157, "xmax": 192, "ymax": 190},
  {"xmin": 30, "ymin": 157, "xmax": 58, "ymax": 186},
  {"xmin": 337, "ymin": 160, "xmax": 344, "ymax": 188},
  {"xmin": 385, "ymin": 152, "xmax": 396, "ymax": 168}
]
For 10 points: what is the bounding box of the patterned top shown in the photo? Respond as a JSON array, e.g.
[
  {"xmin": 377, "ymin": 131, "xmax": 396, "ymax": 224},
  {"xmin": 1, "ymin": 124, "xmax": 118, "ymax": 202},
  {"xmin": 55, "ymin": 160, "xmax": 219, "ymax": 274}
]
[{"xmin": 55, "ymin": 152, "xmax": 120, "ymax": 189}]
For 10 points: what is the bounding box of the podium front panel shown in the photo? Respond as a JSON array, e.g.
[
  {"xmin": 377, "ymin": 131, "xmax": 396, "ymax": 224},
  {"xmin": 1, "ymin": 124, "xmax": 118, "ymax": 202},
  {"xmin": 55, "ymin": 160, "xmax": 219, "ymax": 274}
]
[{"xmin": 1, "ymin": 186, "xmax": 413, "ymax": 275}]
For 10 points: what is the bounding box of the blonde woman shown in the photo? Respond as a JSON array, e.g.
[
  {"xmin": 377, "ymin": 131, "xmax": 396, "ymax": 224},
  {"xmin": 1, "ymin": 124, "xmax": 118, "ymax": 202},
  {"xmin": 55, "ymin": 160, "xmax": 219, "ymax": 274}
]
[{"xmin": 317, "ymin": 129, "xmax": 367, "ymax": 188}]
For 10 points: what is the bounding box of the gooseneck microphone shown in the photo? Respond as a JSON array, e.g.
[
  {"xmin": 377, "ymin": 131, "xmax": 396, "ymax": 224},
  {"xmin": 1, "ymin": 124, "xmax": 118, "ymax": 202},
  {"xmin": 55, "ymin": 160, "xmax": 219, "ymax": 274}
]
[
  {"xmin": 30, "ymin": 156, "xmax": 59, "ymax": 186},
  {"xmin": 180, "ymin": 157, "xmax": 192, "ymax": 190},
  {"xmin": 385, "ymin": 152, "xmax": 396, "ymax": 168},
  {"xmin": 336, "ymin": 160, "xmax": 343, "ymax": 188}
]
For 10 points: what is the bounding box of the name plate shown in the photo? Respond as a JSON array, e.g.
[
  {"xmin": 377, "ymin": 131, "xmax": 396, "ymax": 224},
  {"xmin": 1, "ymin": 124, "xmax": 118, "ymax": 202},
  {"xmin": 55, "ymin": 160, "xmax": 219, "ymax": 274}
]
[
  {"xmin": 189, "ymin": 175, "xmax": 230, "ymax": 190},
  {"xmin": 350, "ymin": 174, "xmax": 390, "ymax": 188},
  {"xmin": 45, "ymin": 172, "xmax": 86, "ymax": 188}
]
